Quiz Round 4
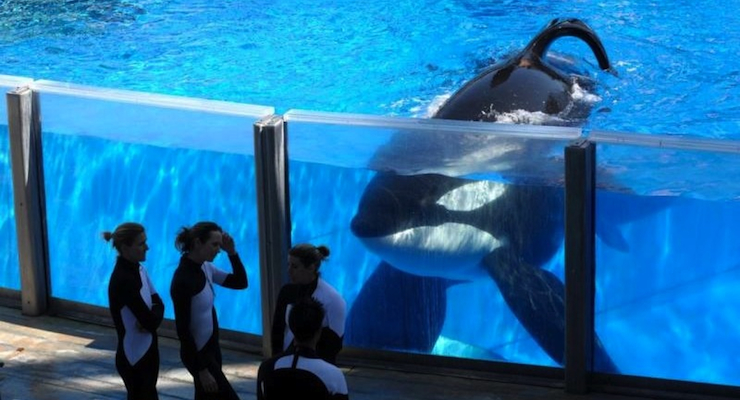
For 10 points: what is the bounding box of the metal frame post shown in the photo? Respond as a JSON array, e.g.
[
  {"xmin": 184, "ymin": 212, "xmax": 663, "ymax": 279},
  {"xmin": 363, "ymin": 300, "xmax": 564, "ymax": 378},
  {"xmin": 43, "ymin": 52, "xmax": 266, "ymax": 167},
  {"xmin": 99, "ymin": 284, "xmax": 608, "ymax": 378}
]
[
  {"xmin": 564, "ymin": 139, "xmax": 596, "ymax": 393},
  {"xmin": 254, "ymin": 115, "xmax": 291, "ymax": 356},
  {"xmin": 6, "ymin": 87, "xmax": 50, "ymax": 316}
]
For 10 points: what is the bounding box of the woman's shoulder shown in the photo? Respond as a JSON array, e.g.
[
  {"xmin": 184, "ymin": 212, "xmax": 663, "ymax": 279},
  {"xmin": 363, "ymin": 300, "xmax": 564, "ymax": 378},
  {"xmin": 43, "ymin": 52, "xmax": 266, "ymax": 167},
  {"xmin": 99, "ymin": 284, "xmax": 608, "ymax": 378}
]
[
  {"xmin": 170, "ymin": 264, "xmax": 189, "ymax": 281},
  {"xmin": 277, "ymin": 282, "xmax": 305, "ymax": 299},
  {"xmin": 171, "ymin": 263, "xmax": 205, "ymax": 292},
  {"xmin": 316, "ymin": 278, "xmax": 340, "ymax": 293},
  {"xmin": 314, "ymin": 279, "xmax": 345, "ymax": 305},
  {"xmin": 109, "ymin": 265, "xmax": 139, "ymax": 286}
]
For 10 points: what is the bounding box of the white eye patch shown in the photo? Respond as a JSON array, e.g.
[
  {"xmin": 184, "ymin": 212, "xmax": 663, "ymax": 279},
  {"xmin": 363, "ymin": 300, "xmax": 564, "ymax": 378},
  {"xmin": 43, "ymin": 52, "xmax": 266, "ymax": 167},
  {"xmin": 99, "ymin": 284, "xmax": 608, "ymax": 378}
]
[{"xmin": 436, "ymin": 181, "xmax": 507, "ymax": 212}]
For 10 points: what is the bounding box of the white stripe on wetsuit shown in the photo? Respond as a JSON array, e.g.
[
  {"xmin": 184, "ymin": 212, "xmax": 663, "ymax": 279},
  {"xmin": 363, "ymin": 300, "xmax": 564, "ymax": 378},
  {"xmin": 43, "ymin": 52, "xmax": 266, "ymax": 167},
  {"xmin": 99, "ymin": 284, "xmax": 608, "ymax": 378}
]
[
  {"xmin": 282, "ymin": 278, "xmax": 346, "ymax": 351},
  {"xmin": 121, "ymin": 265, "xmax": 156, "ymax": 365},
  {"xmin": 274, "ymin": 354, "xmax": 348, "ymax": 396},
  {"xmin": 190, "ymin": 261, "xmax": 231, "ymax": 351}
]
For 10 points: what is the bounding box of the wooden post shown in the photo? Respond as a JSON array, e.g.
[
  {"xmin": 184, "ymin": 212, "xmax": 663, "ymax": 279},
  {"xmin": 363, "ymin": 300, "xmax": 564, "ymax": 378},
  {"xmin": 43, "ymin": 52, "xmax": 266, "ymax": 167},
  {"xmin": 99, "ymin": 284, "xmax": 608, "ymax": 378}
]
[
  {"xmin": 7, "ymin": 87, "xmax": 50, "ymax": 316},
  {"xmin": 254, "ymin": 115, "xmax": 291, "ymax": 356}
]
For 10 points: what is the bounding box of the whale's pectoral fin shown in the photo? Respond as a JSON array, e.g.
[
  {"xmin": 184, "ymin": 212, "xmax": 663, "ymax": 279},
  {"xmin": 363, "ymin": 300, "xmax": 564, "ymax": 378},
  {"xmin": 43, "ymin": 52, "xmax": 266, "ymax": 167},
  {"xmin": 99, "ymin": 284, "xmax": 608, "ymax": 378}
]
[
  {"xmin": 593, "ymin": 335, "xmax": 620, "ymax": 373},
  {"xmin": 345, "ymin": 262, "xmax": 448, "ymax": 353},
  {"xmin": 593, "ymin": 220, "xmax": 631, "ymax": 252},
  {"xmin": 483, "ymin": 249, "xmax": 566, "ymax": 364},
  {"xmin": 483, "ymin": 249, "xmax": 619, "ymax": 372}
]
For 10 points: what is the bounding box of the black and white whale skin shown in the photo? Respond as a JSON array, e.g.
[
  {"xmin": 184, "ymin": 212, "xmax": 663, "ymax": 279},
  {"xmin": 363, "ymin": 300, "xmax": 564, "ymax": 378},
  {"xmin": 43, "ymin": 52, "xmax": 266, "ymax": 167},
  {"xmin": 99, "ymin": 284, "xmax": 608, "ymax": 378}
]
[
  {"xmin": 435, "ymin": 17, "xmax": 614, "ymax": 124},
  {"xmin": 346, "ymin": 18, "xmax": 621, "ymax": 371}
]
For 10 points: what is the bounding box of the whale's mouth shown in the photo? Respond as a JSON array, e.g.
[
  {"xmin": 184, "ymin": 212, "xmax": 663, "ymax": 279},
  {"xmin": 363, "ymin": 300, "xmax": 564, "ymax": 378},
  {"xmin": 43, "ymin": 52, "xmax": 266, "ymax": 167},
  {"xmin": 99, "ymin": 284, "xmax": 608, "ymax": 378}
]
[
  {"xmin": 349, "ymin": 192, "xmax": 426, "ymax": 238},
  {"xmin": 358, "ymin": 223, "xmax": 502, "ymax": 280},
  {"xmin": 350, "ymin": 173, "xmax": 463, "ymax": 238},
  {"xmin": 351, "ymin": 176, "xmax": 511, "ymax": 239}
]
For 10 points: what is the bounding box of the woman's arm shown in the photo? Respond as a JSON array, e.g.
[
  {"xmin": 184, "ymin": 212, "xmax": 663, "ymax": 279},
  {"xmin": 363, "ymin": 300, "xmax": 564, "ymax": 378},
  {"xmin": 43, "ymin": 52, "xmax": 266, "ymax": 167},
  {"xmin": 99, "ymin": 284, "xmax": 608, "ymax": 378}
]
[
  {"xmin": 119, "ymin": 272, "xmax": 164, "ymax": 333},
  {"xmin": 128, "ymin": 291, "xmax": 164, "ymax": 332},
  {"xmin": 221, "ymin": 253, "xmax": 248, "ymax": 289},
  {"xmin": 317, "ymin": 284, "xmax": 347, "ymax": 363},
  {"xmin": 213, "ymin": 233, "xmax": 247, "ymax": 289}
]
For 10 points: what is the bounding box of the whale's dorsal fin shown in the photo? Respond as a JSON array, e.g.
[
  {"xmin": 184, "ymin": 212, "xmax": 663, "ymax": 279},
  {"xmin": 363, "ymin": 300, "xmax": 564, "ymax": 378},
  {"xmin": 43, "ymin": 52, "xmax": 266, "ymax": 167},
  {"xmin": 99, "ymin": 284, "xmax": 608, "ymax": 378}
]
[{"xmin": 525, "ymin": 18, "xmax": 614, "ymax": 73}]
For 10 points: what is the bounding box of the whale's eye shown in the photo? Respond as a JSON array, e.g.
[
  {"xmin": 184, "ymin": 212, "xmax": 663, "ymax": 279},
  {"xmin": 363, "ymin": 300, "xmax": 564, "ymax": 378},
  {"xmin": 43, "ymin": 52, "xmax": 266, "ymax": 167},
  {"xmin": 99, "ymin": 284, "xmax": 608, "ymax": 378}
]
[{"xmin": 436, "ymin": 181, "xmax": 507, "ymax": 211}]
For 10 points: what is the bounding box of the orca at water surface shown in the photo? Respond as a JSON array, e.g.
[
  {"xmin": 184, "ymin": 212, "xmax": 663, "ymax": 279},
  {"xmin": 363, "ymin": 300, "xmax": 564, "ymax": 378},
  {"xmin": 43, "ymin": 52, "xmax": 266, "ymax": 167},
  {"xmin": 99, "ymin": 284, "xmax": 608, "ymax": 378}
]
[{"xmin": 434, "ymin": 17, "xmax": 615, "ymax": 124}]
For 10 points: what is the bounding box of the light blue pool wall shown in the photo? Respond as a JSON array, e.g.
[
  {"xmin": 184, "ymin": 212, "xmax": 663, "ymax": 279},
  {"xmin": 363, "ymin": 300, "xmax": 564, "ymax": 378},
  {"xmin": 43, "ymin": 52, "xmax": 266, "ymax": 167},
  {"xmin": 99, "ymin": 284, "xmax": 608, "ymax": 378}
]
[
  {"xmin": 35, "ymin": 84, "xmax": 272, "ymax": 334},
  {"xmin": 0, "ymin": 120, "xmax": 19, "ymax": 291},
  {"xmin": 593, "ymin": 140, "xmax": 740, "ymax": 385}
]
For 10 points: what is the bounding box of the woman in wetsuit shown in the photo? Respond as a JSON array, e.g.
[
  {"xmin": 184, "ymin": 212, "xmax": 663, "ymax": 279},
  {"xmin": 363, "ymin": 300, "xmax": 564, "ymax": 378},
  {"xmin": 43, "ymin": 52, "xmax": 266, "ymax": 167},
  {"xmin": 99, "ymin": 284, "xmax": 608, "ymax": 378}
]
[
  {"xmin": 258, "ymin": 297, "xmax": 349, "ymax": 400},
  {"xmin": 271, "ymin": 244, "xmax": 346, "ymax": 364},
  {"xmin": 170, "ymin": 221, "xmax": 248, "ymax": 400},
  {"xmin": 105, "ymin": 222, "xmax": 164, "ymax": 400}
]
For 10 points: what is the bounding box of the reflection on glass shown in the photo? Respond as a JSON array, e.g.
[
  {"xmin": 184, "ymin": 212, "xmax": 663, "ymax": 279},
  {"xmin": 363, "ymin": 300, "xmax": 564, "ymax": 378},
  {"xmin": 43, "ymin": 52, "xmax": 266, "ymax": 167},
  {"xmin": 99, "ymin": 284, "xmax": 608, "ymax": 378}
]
[
  {"xmin": 42, "ymin": 132, "xmax": 262, "ymax": 334},
  {"xmin": 32, "ymin": 84, "xmax": 270, "ymax": 335},
  {"xmin": 595, "ymin": 142, "xmax": 740, "ymax": 386},
  {"xmin": 287, "ymin": 117, "xmax": 580, "ymax": 368}
]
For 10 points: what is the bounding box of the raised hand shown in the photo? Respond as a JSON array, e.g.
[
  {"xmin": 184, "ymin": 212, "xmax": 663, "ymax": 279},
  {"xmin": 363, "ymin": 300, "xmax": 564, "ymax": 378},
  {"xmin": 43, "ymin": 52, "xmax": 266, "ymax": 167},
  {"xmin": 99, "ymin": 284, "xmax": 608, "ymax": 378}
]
[{"xmin": 221, "ymin": 232, "xmax": 236, "ymax": 256}]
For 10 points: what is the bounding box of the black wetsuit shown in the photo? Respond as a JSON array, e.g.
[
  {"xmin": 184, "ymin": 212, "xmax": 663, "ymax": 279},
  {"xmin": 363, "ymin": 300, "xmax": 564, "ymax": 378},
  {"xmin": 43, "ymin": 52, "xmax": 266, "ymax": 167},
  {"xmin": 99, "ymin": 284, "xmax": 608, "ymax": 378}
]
[
  {"xmin": 257, "ymin": 346, "xmax": 349, "ymax": 400},
  {"xmin": 271, "ymin": 278, "xmax": 346, "ymax": 364},
  {"xmin": 108, "ymin": 257, "xmax": 164, "ymax": 400},
  {"xmin": 170, "ymin": 254, "xmax": 247, "ymax": 400}
]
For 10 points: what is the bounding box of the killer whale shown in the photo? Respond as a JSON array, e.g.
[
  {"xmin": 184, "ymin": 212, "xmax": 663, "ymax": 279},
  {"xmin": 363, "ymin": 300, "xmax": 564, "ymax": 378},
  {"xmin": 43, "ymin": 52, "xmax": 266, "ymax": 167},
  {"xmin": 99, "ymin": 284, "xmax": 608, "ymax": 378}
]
[
  {"xmin": 346, "ymin": 18, "xmax": 622, "ymax": 370},
  {"xmin": 348, "ymin": 173, "xmax": 620, "ymax": 370}
]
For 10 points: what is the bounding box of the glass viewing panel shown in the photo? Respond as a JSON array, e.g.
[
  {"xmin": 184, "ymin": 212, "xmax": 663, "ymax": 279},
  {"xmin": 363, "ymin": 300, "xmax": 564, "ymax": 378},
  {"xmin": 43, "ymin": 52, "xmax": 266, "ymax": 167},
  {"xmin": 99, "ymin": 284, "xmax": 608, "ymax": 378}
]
[
  {"xmin": 35, "ymin": 80, "xmax": 273, "ymax": 335},
  {"xmin": 284, "ymin": 109, "xmax": 579, "ymax": 367},
  {"xmin": 592, "ymin": 131, "xmax": 740, "ymax": 385},
  {"xmin": 0, "ymin": 75, "xmax": 34, "ymax": 291}
]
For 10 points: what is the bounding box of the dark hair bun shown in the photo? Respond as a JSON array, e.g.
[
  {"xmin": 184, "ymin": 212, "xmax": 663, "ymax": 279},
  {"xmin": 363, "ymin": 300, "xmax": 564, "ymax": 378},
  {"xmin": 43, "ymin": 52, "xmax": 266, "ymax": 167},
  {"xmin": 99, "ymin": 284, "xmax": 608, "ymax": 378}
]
[{"xmin": 316, "ymin": 245, "xmax": 330, "ymax": 259}]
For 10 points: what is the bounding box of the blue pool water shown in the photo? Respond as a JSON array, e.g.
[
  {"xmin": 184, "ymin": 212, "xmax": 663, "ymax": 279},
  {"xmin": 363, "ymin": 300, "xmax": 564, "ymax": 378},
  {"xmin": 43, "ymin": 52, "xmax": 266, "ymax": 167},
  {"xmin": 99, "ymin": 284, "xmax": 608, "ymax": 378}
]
[
  {"xmin": 2, "ymin": 0, "xmax": 740, "ymax": 136},
  {"xmin": 2, "ymin": 0, "xmax": 740, "ymax": 388}
]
